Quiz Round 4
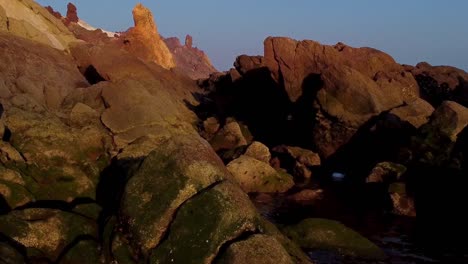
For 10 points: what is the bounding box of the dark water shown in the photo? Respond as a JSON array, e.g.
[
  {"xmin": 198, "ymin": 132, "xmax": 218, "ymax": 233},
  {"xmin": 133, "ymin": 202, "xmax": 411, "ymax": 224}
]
[{"xmin": 250, "ymin": 179, "xmax": 468, "ymax": 264}]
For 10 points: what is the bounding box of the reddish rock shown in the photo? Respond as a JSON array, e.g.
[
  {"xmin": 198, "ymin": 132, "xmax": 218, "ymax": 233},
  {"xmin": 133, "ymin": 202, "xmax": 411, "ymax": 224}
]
[
  {"xmin": 287, "ymin": 189, "xmax": 324, "ymax": 204},
  {"xmin": 121, "ymin": 4, "xmax": 175, "ymax": 69},
  {"xmin": 163, "ymin": 36, "xmax": 217, "ymax": 79},
  {"xmin": 234, "ymin": 55, "xmax": 265, "ymax": 76},
  {"xmin": 185, "ymin": 34, "xmax": 193, "ymax": 48},
  {"xmin": 45, "ymin": 6, "xmax": 62, "ymax": 19},
  {"xmin": 65, "ymin": 2, "xmax": 79, "ymax": 25},
  {"xmin": 264, "ymin": 37, "xmax": 420, "ymax": 157},
  {"xmin": 409, "ymin": 62, "xmax": 468, "ymax": 107}
]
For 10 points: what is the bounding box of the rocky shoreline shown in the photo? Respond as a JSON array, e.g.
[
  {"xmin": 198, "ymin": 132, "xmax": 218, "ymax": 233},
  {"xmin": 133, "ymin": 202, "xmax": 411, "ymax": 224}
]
[{"xmin": 1, "ymin": 1, "xmax": 467, "ymax": 263}]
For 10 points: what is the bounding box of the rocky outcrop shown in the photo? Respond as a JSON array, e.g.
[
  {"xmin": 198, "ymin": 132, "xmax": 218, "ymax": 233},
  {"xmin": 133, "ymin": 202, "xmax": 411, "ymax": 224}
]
[
  {"xmin": 408, "ymin": 62, "xmax": 468, "ymax": 107},
  {"xmin": 164, "ymin": 35, "xmax": 217, "ymax": 79},
  {"xmin": 121, "ymin": 3, "xmax": 175, "ymax": 69},
  {"xmin": 0, "ymin": 0, "xmax": 77, "ymax": 50},
  {"xmin": 65, "ymin": 2, "xmax": 79, "ymax": 25}
]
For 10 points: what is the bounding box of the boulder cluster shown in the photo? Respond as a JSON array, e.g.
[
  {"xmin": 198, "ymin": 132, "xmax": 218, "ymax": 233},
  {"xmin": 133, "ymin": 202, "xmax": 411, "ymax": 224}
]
[{"xmin": 0, "ymin": 0, "xmax": 467, "ymax": 263}]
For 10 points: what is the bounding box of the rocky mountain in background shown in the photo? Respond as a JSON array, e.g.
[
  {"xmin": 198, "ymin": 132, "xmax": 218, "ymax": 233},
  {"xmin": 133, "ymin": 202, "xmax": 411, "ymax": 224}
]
[
  {"xmin": 1, "ymin": 0, "xmax": 468, "ymax": 263},
  {"xmin": 164, "ymin": 35, "xmax": 218, "ymax": 80},
  {"xmin": 46, "ymin": 2, "xmax": 217, "ymax": 79}
]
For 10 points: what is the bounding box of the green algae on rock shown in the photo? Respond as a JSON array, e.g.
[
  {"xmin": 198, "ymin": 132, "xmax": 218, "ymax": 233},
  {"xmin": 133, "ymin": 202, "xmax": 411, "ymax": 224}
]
[{"xmin": 282, "ymin": 218, "xmax": 386, "ymax": 260}]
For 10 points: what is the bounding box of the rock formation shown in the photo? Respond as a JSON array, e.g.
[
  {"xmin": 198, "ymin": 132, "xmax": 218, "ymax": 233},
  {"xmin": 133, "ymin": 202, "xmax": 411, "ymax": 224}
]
[
  {"xmin": 164, "ymin": 35, "xmax": 218, "ymax": 79},
  {"xmin": 0, "ymin": 0, "xmax": 77, "ymax": 50},
  {"xmin": 121, "ymin": 3, "xmax": 175, "ymax": 69},
  {"xmin": 65, "ymin": 2, "xmax": 78, "ymax": 25}
]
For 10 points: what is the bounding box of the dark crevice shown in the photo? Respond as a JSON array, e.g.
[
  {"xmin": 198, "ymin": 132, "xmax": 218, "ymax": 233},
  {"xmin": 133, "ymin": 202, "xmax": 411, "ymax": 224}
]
[
  {"xmin": 147, "ymin": 179, "xmax": 226, "ymax": 255},
  {"xmin": 211, "ymin": 230, "xmax": 259, "ymax": 263},
  {"xmin": 82, "ymin": 65, "xmax": 106, "ymax": 85},
  {"xmin": 2, "ymin": 127, "xmax": 11, "ymax": 142},
  {"xmin": 53, "ymin": 235, "xmax": 99, "ymax": 264}
]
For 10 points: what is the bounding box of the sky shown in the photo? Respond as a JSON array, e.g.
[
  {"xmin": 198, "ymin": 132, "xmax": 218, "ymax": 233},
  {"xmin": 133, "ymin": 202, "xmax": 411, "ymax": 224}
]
[{"xmin": 37, "ymin": 0, "xmax": 468, "ymax": 71}]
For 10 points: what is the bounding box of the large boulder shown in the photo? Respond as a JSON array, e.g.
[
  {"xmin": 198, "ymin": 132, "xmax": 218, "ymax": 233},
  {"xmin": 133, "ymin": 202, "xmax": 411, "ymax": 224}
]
[
  {"xmin": 121, "ymin": 3, "xmax": 175, "ymax": 69},
  {"xmin": 262, "ymin": 37, "xmax": 420, "ymax": 157},
  {"xmin": 408, "ymin": 62, "xmax": 468, "ymax": 107},
  {"xmin": 0, "ymin": 0, "xmax": 76, "ymax": 50},
  {"xmin": 0, "ymin": 33, "xmax": 88, "ymax": 110}
]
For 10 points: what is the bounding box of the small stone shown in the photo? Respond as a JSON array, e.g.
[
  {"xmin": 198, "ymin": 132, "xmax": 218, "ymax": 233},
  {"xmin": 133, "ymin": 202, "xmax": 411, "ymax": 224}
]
[{"xmin": 244, "ymin": 141, "xmax": 271, "ymax": 163}]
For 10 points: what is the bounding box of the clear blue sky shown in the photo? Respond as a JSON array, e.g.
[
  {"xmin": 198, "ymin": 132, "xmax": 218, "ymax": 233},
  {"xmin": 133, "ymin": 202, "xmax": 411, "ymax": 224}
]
[{"xmin": 38, "ymin": 0, "xmax": 468, "ymax": 71}]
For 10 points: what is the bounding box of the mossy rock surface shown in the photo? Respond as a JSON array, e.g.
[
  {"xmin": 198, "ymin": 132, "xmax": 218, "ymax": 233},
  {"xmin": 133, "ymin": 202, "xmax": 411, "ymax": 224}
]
[
  {"xmin": 149, "ymin": 182, "xmax": 259, "ymax": 264},
  {"xmin": 0, "ymin": 208, "xmax": 97, "ymax": 262},
  {"xmin": 282, "ymin": 218, "xmax": 385, "ymax": 260},
  {"xmin": 58, "ymin": 240, "xmax": 101, "ymax": 264},
  {"xmin": 120, "ymin": 134, "xmax": 227, "ymax": 253},
  {"xmin": 215, "ymin": 234, "xmax": 294, "ymax": 264},
  {"xmin": 226, "ymin": 155, "xmax": 294, "ymax": 193},
  {"xmin": 0, "ymin": 179, "xmax": 34, "ymax": 209},
  {"xmin": 258, "ymin": 218, "xmax": 313, "ymax": 264}
]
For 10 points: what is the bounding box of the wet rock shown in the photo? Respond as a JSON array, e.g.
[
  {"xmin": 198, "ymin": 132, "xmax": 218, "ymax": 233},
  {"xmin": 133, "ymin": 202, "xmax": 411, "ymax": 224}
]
[
  {"xmin": 287, "ymin": 189, "xmax": 324, "ymax": 204},
  {"xmin": 244, "ymin": 141, "xmax": 271, "ymax": 163},
  {"xmin": 216, "ymin": 234, "xmax": 294, "ymax": 264},
  {"xmin": 283, "ymin": 218, "xmax": 386, "ymax": 260},
  {"xmin": 226, "ymin": 155, "xmax": 294, "ymax": 193},
  {"xmin": 366, "ymin": 162, "xmax": 407, "ymax": 183}
]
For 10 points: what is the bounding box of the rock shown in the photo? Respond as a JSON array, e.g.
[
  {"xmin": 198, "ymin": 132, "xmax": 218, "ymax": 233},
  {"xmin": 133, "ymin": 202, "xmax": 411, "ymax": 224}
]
[
  {"xmin": 0, "ymin": 0, "xmax": 77, "ymax": 50},
  {"xmin": 69, "ymin": 103, "xmax": 100, "ymax": 127},
  {"xmin": 44, "ymin": 6, "xmax": 62, "ymax": 20},
  {"xmin": 210, "ymin": 121, "xmax": 248, "ymax": 151},
  {"xmin": 428, "ymin": 101, "xmax": 468, "ymax": 142},
  {"xmin": 287, "ymin": 189, "xmax": 324, "ymax": 204},
  {"xmin": 216, "ymin": 234, "xmax": 295, "ymax": 264},
  {"xmin": 0, "ymin": 33, "xmax": 88, "ymax": 110},
  {"xmin": 4, "ymin": 107, "xmax": 111, "ymax": 201},
  {"xmin": 388, "ymin": 183, "xmax": 416, "ymax": 217},
  {"xmin": 389, "ymin": 98, "xmax": 435, "ymax": 129},
  {"xmin": 410, "ymin": 62, "xmax": 468, "ymax": 107},
  {"xmin": 203, "ymin": 116, "xmax": 220, "ymax": 135},
  {"xmin": 263, "ymin": 37, "xmax": 419, "ymax": 157},
  {"xmin": 0, "ymin": 142, "xmax": 25, "ymax": 163},
  {"xmin": 65, "ymin": 3, "xmax": 79, "ymax": 25},
  {"xmin": 121, "ymin": 3, "xmax": 175, "ymax": 69},
  {"xmin": 185, "ymin": 34, "xmax": 193, "ymax": 48},
  {"xmin": 58, "ymin": 240, "xmax": 101, "ymax": 264},
  {"xmin": 226, "ymin": 155, "xmax": 294, "ymax": 193},
  {"xmin": 0, "ymin": 5, "xmax": 7, "ymax": 31},
  {"xmin": 164, "ymin": 35, "xmax": 217, "ymax": 79},
  {"xmin": 120, "ymin": 135, "xmax": 227, "ymax": 253},
  {"xmin": 283, "ymin": 218, "xmax": 386, "ymax": 260},
  {"xmin": 272, "ymin": 145, "xmax": 320, "ymax": 179},
  {"xmin": 244, "ymin": 141, "xmax": 271, "ymax": 163},
  {"xmin": 0, "ymin": 208, "xmax": 97, "ymax": 262},
  {"xmin": 149, "ymin": 182, "xmax": 259, "ymax": 264},
  {"xmin": 0, "ymin": 242, "xmax": 25, "ymax": 264},
  {"xmin": 234, "ymin": 55, "xmax": 265, "ymax": 75},
  {"xmin": 366, "ymin": 162, "xmax": 407, "ymax": 183}
]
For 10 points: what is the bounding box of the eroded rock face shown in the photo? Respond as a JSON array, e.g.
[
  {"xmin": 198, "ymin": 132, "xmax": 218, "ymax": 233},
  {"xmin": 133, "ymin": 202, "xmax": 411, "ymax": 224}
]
[
  {"xmin": 65, "ymin": 2, "xmax": 79, "ymax": 25},
  {"xmin": 164, "ymin": 35, "xmax": 217, "ymax": 79},
  {"xmin": 0, "ymin": 0, "xmax": 77, "ymax": 50},
  {"xmin": 122, "ymin": 3, "xmax": 175, "ymax": 69}
]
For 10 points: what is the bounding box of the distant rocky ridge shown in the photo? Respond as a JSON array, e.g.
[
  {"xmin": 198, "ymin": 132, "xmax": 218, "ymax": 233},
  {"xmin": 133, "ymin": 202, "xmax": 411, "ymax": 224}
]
[{"xmin": 45, "ymin": 2, "xmax": 217, "ymax": 78}]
